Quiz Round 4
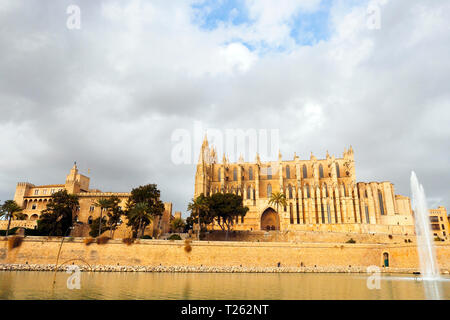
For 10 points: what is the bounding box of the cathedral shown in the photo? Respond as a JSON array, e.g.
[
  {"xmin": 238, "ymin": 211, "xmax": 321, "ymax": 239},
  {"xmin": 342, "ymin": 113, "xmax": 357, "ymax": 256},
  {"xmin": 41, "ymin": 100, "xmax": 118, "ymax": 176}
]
[{"xmin": 194, "ymin": 137, "xmax": 416, "ymax": 235}]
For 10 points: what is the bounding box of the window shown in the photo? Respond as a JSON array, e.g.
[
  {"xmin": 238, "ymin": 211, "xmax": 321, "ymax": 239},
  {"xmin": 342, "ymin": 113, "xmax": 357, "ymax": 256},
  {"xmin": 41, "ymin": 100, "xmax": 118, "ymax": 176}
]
[
  {"xmin": 327, "ymin": 204, "xmax": 331, "ymax": 223},
  {"xmin": 336, "ymin": 163, "xmax": 341, "ymax": 178},
  {"xmin": 267, "ymin": 166, "xmax": 272, "ymax": 179},
  {"xmin": 51, "ymin": 189, "xmax": 55, "ymax": 194},
  {"xmin": 32, "ymin": 204, "xmax": 37, "ymax": 210},
  {"xmin": 247, "ymin": 186, "xmax": 251, "ymax": 200},
  {"xmin": 249, "ymin": 167, "xmax": 253, "ymax": 180},
  {"xmin": 324, "ymin": 183, "xmax": 328, "ymax": 197},
  {"xmin": 286, "ymin": 166, "xmax": 290, "ymax": 179},
  {"xmin": 430, "ymin": 216, "xmax": 439, "ymax": 223},
  {"xmin": 90, "ymin": 206, "xmax": 95, "ymax": 212},
  {"xmin": 267, "ymin": 184, "xmax": 272, "ymax": 197},
  {"xmin": 42, "ymin": 189, "xmax": 47, "ymax": 195},
  {"xmin": 321, "ymin": 204, "xmax": 325, "ymax": 223},
  {"xmin": 343, "ymin": 184, "xmax": 346, "ymax": 197},
  {"xmin": 378, "ymin": 191, "xmax": 385, "ymax": 215},
  {"xmin": 306, "ymin": 185, "xmax": 310, "ymax": 198},
  {"xmin": 233, "ymin": 168, "xmax": 237, "ymax": 181},
  {"xmin": 319, "ymin": 164, "xmax": 324, "ymax": 178},
  {"xmin": 302, "ymin": 165, "xmax": 307, "ymax": 178},
  {"xmin": 288, "ymin": 185, "xmax": 293, "ymax": 199},
  {"xmin": 365, "ymin": 205, "xmax": 370, "ymax": 223},
  {"xmin": 289, "ymin": 204, "xmax": 294, "ymax": 224},
  {"xmin": 34, "ymin": 190, "xmax": 39, "ymax": 195},
  {"xmin": 88, "ymin": 216, "xmax": 93, "ymax": 225},
  {"xmin": 218, "ymin": 168, "xmax": 221, "ymax": 181}
]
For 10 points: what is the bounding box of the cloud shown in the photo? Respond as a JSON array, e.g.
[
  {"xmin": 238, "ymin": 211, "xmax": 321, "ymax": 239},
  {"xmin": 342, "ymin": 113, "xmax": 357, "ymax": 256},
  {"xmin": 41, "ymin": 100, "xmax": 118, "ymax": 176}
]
[{"xmin": 0, "ymin": 0, "xmax": 449, "ymax": 215}]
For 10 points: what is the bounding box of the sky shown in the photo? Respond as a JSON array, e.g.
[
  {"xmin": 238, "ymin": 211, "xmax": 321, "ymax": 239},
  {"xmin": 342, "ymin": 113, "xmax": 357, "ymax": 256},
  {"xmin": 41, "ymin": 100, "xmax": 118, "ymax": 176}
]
[{"xmin": 0, "ymin": 0, "xmax": 449, "ymax": 216}]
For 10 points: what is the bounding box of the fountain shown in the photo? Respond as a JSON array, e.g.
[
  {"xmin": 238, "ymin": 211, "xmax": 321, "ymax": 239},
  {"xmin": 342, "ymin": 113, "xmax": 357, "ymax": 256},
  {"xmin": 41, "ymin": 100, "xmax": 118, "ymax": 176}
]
[{"xmin": 410, "ymin": 171, "xmax": 442, "ymax": 300}]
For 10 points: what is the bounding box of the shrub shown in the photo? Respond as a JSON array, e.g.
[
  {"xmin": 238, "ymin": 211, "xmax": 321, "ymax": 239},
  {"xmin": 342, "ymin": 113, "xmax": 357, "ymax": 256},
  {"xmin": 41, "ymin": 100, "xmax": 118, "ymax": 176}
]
[
  {"xmin": 168, "ymin": 234, "xmax": 182, "ymax": 241},
  {"xmin": 84, "ymin": 237, "xmax": 95, "ymax": 246},
  {"xmin": 184, "ymin": 239, "xmax": 192, "ymax": 253},
  {"xmin": 8, "ymin": 236, "xmax": 23, "ymax": 250},
  {"xmin": 122, "ymin": 237, "xmax": 134, "ymax": 246},
  {"xmin": 346, "ymin": 238, "xmax": 356, "ymax": 244},
  {"xmin": 96, "ymin": 236, "xmax": 110, "ymax": 245}
]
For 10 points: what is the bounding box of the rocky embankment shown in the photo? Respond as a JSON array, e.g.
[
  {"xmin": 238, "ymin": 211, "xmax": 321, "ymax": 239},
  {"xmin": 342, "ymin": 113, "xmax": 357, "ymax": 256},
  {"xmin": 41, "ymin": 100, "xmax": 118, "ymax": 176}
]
[{"xmin": 1, "ymin": 263, "xmax": 446, "ymax": 274}]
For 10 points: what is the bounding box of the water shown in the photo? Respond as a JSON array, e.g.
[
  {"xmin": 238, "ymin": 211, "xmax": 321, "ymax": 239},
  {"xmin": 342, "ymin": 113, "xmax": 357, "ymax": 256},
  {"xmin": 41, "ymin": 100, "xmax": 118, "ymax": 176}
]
[
  {"xmin": 0, "ymin": 271, "xmax": 449, "ymax": 300},
  {"xmin": 410, "ymin": 171, "xmax": 443, "ymax": 299}
]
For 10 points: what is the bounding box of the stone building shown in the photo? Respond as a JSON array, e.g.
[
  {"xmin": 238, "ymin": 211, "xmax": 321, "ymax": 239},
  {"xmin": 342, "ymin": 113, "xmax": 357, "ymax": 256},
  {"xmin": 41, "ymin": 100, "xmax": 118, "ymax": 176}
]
[
  {"xmin": 194, "ymin": 137, "xmax": 418, "ymax": 235},
  {"xmin": 10, "ymin": 163, "xmax": 173, "ymax": 238},
  {"xmin": 429, "ymin": 206, "xmax": 449, "ymax": 241}
]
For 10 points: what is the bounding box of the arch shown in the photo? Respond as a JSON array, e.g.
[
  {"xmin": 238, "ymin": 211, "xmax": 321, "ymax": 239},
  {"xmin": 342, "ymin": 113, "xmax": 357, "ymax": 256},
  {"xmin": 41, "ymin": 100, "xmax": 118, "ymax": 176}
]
[
  {"xmin": 30, "ymin": 214, "xmax": 39, "ymax": 221},
  {"xmin": 249, "ymin": 167, "xmax": 253, "ymax": 180},
  {"xmin": 383, "ymin": 252, "xmax": 389, "ymax": 267},
  {"xmin": 302, "ymin": 164, "xmax": 307, "ymax": 178},
  {"xmin": 286, "ymin": 166, "xmax": 290, "ymax": 179},
  {"xmin": 267, "ymin": 184, "xmax": 272, "ymax": 197},
  {"xmin": 319, "ymin": 164, "xmax": 324, "ymax": 178},
  {"xmin": 260, "ymin": 207, "xmax": 279, "ymax": 231},
  {"xmin": 336, "ymin": 163, "xmax": 341, "ymax": 178}
]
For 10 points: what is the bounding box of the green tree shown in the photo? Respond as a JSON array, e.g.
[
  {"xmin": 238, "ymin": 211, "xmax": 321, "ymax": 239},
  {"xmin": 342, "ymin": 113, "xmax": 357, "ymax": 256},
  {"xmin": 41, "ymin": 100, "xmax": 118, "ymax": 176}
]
[
  {"xmin": 187, "ymin": 194, "xmax": 212, "ymax": 240},
  {"xmin": 209, "ymin": 193, "xmax": 249, "ymax": 239},
  {"xmin": 0, "ymin": 200, "xmax": 23, "ymax": 236},
  {"xmin": 127, "ymin": 202, "xmax": 153, "ymax": 238},
  {"xmin": 93, "ymin": 198, "xmax": 112, "ymax": 237},
  {"xmin": 125, "ymin": 184, "xmax": 165, "ymax": 238},
  {"xmin": 89, "ymin": 217, "xmax": 108, "ymax": 237},
  {"xmin": 268, "ymin": 192, "xmax": 287, "ymax": 214},
  {"xmin": 170, "ymin": 217, "xmax": 186, "ymax": 233},
  {"xmin": 105, "ymin": 195, "xmax": 123, "ymax": 238},
  {"xmin": 37, "ymin": 190, "xmax": 79, "ymax": 236}
]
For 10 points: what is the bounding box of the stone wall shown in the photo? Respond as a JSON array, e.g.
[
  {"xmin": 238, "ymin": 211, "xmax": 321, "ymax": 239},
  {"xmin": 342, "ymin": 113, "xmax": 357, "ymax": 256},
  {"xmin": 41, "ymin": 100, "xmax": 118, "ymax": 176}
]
[{"xmin": 1, "ymin": 237, "xmax": 449, "ymax": 272}]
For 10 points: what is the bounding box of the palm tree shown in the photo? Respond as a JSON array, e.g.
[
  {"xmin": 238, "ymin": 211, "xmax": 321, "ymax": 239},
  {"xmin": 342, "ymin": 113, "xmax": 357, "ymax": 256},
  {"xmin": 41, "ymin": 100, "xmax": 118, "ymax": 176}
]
[
  {"xmin": 268, "ymin": 192, "xmax": 287, "ymax": 214},
  {"xmin": 128, "ymin": 202, "xmax": 153, "ymax": 238},
  {"xmin": 187, "ymin": 196, "xmax": 209, "ymax": 241},
  {"xmin": 93, "ymin": 198, "xmax": 112, "ymax": 237},
  {"xmin": 106, "ymin": 196, "xmax": 123, "ymax": 238},
  {"xmin": 171, "ymin": 218, "xmax": 186, "ymax": 234},
  {"xmin": 0, "ymin": 200, "xmax": 23, "ymax": 236}
]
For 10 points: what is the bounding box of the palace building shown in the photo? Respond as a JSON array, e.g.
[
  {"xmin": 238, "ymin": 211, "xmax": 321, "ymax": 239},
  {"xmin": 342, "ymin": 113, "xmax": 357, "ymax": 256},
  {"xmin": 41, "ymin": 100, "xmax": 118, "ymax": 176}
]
[
  {"xmin": 10, "ymin": 163, "xmax": 173, "ymax": 238},
  {"xmin": 194, "ymin": 136, "xmax": 418, "ymax": 235}
]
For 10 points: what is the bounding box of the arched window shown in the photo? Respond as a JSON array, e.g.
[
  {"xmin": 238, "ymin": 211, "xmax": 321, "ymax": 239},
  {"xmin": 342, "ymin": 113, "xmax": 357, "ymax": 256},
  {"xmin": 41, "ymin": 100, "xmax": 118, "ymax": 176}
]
[
  {"xmin": 319, "ymin": 164, "xmax": 324, "ymax": 178},
  {"xmin": 249, "ymin": 167, "xmax": 253, "ymax": 180},
  {"xmin": 218, "ymin": 168, "xmax": 221, "ymax": 181},
  {"xmin": 289, "ymin": 204, "xmax": 294, "ymax": 224},
  {"xmin": 336, "ymin": 163, "xmax": 341, "ymax": 178},
  {"xmin": 88, "ymin": 216, "xmax": 93, "ymax": 225},
  {"xmin": 288, "ymin": 185, "xmax": 293, "ymax": 199},
  {"xmin": 267, "ymin": 166, "xmax": 272, "ymax": 179},
  {"xmin": 247, "ymin": 186, "xmax": 251, "ymax": 199},
  {"xmin": 378, "ymin": 190, "xmax": 385, "ymax": 215},
  {"xmin": 286, "ymin": 166, "xmax": 290, "ymax": 179},
  {"xmin": 321, "ymin": 204, "xmax": 325, "ymax": 223},
  {"xmin": 327, "ymin": 204, "xmax": 331, "ymax": 223},
  {"xmin": 302, "ymin": 165, "xmax": 307, "ymax": 178},
  {"xmin": 365, "ymin": 205, "xmax": 370, "ymax": 223},
  {"xmin": 267, "ymin": 184, "xmax": 272, "ymax": 197},
  {"xmin": 233, "ymin": 168, "xmax": 237, "ymax": 181},
  {"xmin": 306, "ymin": 185, "xmax": 310, "ymax": 198}
]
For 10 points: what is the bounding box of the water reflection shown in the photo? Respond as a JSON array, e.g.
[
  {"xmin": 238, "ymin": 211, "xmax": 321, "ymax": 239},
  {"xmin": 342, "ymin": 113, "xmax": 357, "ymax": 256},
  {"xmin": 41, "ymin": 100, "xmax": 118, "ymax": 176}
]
[{"xmin": 0, "ymin": 272, "xmax": 448, "ymax": 300}]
